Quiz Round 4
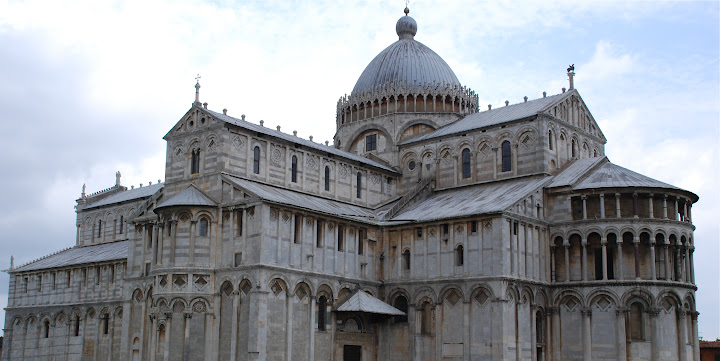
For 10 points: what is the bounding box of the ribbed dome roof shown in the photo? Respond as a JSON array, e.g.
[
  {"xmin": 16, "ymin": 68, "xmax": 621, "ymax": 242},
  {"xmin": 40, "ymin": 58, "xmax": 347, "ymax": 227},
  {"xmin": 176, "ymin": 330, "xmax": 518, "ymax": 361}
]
[{"xmin": 351, "ymin": 14, "xmax": 461, "ymax": 96}]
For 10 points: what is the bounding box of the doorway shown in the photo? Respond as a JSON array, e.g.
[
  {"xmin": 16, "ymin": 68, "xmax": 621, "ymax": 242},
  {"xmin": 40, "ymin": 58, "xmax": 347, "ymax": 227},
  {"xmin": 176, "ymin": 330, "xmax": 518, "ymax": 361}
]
[{"xmin": 343, "ymin": 344, "xmax": 362, "ymax": 361}]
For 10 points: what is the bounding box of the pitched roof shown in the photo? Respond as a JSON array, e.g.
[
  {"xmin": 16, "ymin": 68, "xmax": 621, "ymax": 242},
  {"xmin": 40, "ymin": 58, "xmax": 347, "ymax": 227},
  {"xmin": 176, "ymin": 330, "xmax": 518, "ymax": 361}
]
[
  {"xmin": 84, "ymin": 183, "xmax": 163, "ymax": 209},
  {"xmin": 390, "ymin": 176, "xmax": 549, "ymax": 222},
  {"xmin": 335, "ymin": 291, "xmax": 406, "ymax": 315},
  {"xmin": 401, "ymin": 91, "xmax": 570, "ymax": 144},
  {"xmin": 700, "ymin": 339, "xmax": 720, "ymax": 349},
  {"xmin": 203, "ymin": 109, "xmax": 398, "ymax": 174},
  {"xmin": 156, "ymin": 185, "xmax": 217, "ymax": 209},
  {"xmin": 547, "ymin": 157, "xmax": 606, "ymax": 188},
  {"xmin": 11, "ymin": 241, "xmax": 128, "ymax": 273},
  {"xmin": 223, "ymin": 175, "xmax": 378, "ymax": 223},
  {"xmin": 573, "ymin": 161, "xmax": 680, "ymax": 191}
]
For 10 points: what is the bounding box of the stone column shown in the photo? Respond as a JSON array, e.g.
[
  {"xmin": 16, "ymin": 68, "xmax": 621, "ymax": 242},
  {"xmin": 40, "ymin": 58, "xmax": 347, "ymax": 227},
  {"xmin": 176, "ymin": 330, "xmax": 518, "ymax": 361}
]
[
  {"xmin": 616, "ymin": 308, "xmax": 627, "ymax": 361},
  {"xmin": 581, "ymin": 308, "xmax": 591, "ymax": 361},
  {"xmin": 550, "ymin": 307, "xmax": 561, "ymax": 361},
  {"xmin": 530, "ymin": 305, "xmax": 537, "ymax": 361},
  {"xmin": 615, "ymin": 193, "xmax": 621, "ymax": 218},
  {"xmin": 581, "ymin": 237, "xmax": 588, "ymax": 281},
  {"xmin": 563, "ymin": 243, "xmax": 570, "ymax": 282},
  {"xmin": 164, "ymin": 314, "xmax": 171, "ymax": 361},
  {"xmin": 230, "ymin": 291, "xmax": 239, "ymax": 361},
  {"xmin": 601, "ymin": 238, "xmax": 608, "ymax": 280},
  {"xmin": 689, "ymin": 247, "xmax": 696, "ymax": 284},
  {"xmin": 108, "ymin": 313, "xmax": 116, "ymax": 361},
  {"xmin": 674, "ymin": 198, "xmax": 679, "ymax": 220},
  {"xmin": 650, "ymin": 241, "xmax": 656, "ymax": 280},
  {"xmin": 151, "ymin": 224, "xmax": 158, "ymax": 266},
  {"xmin": 632, "ymin": 193, "xmax": 638, "ymax": 218},
  {"xmin": 685, "ymin": 246, "xmax": 692, "ymax": 284},
  {"xmin": 648, "ymin": 195, "xmax": 654, "ymax": 218},
  {"xmin": 663, "ymin": 195, "xmax": 668, "ymax": 219},
  {"xmin": 189, "ymin": 221, "xmax": 197, "ymax": 266},
  {"xmin": 464, "ymin": 301, "xmax": 470, "ymax": 361},
  {"xmin": 148, "ymin": 315, "xmax": 156, "ymax": 361},
  {"xmin": 633, "ymin": 237, "xmax": 640, "ymax": 280},
  {"xmin": 286, "ymin": 291, "xmax": 293, "ymax": 361},
  {"xmin": 157, "ymin": 224, "xmax": 164, "ymax": 265},
  {"xmin": 170, "ymin": 220, "xmax": 178, "ymax": 266},
  {"xmin": 550, "ymin": 246, "xmax": 556, "ymax": 282},
  {"xmin": 649, "ymin": 308, "xmax": 660, "ymax": 360},
  {"xmin": 309, "ymin": 296, "xmax": 316, "ymax": 361},
  {"xmin": 183, "ymin": 313, "xmax": 191, "ymax": 361},
  {"xmin": 691, "ymin": 311, "xmax": 700, "ymax": 361},
  {"xmin": 678, "ymin": 310, "xmax": 688, "ymax": 361},
  {"xmin": 581, "ymin": 195, "xmax": 587, "ymax": 219},
  {"xmin": 664, "ymin": 244, "xmax": 670, "ymax": 281},
  {"xmin": 617, "ymin": 243, "xmax": 624, "ymax": 280}
]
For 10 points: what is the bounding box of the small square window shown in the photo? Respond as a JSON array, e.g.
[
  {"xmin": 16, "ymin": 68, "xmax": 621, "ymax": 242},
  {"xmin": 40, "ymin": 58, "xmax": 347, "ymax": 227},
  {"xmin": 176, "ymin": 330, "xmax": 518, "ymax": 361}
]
[
  {"xmin": 416, "ymin": 227, "xmax": 423, "ymax": 238},
  {"xmin": 234, "ymin": 253, "xmax": 242, "ymax": 267}
]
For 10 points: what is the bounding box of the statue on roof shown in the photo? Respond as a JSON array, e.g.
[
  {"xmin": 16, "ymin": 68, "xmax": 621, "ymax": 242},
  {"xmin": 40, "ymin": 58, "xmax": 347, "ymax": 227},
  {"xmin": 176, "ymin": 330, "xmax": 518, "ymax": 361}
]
[
  {"xmin": 116, "ymin": 171, "xmax": 122, "ymax": 186},
  {"xmin": 567, "ymin": 64, "xmax": 575, "ymax": 73}
]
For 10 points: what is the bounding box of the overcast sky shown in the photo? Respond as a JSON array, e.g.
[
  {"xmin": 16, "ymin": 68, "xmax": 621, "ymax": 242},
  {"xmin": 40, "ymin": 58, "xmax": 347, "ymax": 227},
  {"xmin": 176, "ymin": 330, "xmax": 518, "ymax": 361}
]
[{"xmin": 1, "ymin": 0, "xmax": 718, "ymax": 339}]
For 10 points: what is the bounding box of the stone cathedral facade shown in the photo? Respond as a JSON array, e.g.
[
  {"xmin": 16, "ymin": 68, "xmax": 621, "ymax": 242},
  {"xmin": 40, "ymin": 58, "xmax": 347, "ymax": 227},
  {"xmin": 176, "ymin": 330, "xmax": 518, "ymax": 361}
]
[{"xmin": 2, "ymin": 10, "xmax": 701, "ymax": 361}]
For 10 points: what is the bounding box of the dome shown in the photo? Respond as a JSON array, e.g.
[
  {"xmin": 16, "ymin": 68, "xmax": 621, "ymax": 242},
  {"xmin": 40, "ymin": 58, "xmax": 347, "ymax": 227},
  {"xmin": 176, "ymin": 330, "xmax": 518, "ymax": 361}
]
[{"xmin": 351, "ymin": 14, "xmax": 461, "ymax": 96}]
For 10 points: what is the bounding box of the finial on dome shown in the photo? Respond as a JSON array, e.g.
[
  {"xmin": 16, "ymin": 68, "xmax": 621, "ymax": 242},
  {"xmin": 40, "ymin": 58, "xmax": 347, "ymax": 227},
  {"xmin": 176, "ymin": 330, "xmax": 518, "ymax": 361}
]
[
  {"xmin": 404, "ymin": 7, "xmax": 409, "ymax": 15},
  {"xmin": 396, "ymin": 11, "xmax": 417, "ymax": 40}
]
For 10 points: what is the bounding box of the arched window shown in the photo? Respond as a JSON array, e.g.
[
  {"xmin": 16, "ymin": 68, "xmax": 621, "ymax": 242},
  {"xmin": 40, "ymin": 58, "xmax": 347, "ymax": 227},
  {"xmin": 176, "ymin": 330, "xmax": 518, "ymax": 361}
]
[
  {"xmin": 501, "ymin": 141, "xmax": 511, "ymax": 172},
  {"xmin": 337, "ymin": 225, "xmax": 344, "ymax": 251},
  {"xmin": 324, "ymin": 166, "xmax": 330, "ymax": 191},
  {"xmin": 118, "ymin": 215, "xmax": 123, "ymax": 234},
  {"xmin": 198, "ymin": 218, "xmax": 208, "ymax": 237},
  {"xmin": 102, "ymin": 314, "xmax": 109, "ymax": 335},
  {"xmin": 74, "ymin": 315, "xmax": 80, "ymax": 337},
  {"xmin": 393, "ymin": 296, "xmax": 408, "ymax": 323},
  {"xmin": 97, "ymin": 220, "xmax": 102, "ymax": 238},
  {"xmin": 548, "ymin": 130, "xmax": 554, "ymax": 150},
  {"xmin": 456, "ymin": 245, "xmax": 464, "ymax": 266},
  {"xmin": 43, "ymin": 320, "xmax": 50, "ymax": 338},
  {"xmin": 402, "ymin": 249, "xmax": 411, "ymax": 270},
  {"xmin": 317, "ymin": 296, "xmax": 327, "ymax": 331},
  {"xmin": 191, "ymin": 149, "xmax": 200, "ymax": 174},
  {"xmin": 253, "ymin": 146, "xmax": 260, "ymax": 174},
  {"xmin": 461, "ymin": 148, "xmax": 471, "ymax": 179},
  {"xmin": 356, "ymin": 172, "xmax": 362, "ymax": 198},
  {"xmin": 291, "ymin": 155, "xmax": 298, "ymax": 183},
  {"xmin": 628, "ymin": 302, "xmax": 645, "ymax": 341}
]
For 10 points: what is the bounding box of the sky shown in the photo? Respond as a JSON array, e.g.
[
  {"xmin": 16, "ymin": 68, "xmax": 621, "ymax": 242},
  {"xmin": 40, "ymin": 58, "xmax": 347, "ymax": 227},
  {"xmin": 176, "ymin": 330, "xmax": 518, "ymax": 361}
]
[{"xmin": 0, "ymin": 0, "xmax": 718, "ymax": 339}]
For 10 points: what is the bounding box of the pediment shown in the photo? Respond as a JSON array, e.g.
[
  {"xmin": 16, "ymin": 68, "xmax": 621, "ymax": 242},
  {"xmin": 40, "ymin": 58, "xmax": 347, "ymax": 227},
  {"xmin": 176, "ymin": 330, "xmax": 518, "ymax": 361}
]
[{"xmin": 541, "ymin": 90, "xmax": 606, "ymax": 142}]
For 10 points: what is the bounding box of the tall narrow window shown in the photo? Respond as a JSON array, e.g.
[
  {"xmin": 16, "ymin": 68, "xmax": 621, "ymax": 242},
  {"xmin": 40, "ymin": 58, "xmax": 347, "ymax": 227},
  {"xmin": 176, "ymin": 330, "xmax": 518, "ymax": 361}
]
[
  {"xmin": 501, "ymin": 141, "xmax": 512, "ymax": 172},
  {"xmin": 74, "ymin": 315, "xmax": 80, "ymax": 336},
  {"xmin": 548, "ymin": 130, "xmax": 554, "ymax": 150},
  {"xmin": 293, "ymin": 215, "xmax": 302, "ymax": 244},
  {"xmin": 253, "ymin": 146, "xmax": 260, "ymax": 174},
  {"xmin": 316, "ymin": 220, "xmax": 323, "ymax": 248},
  {"xmin": 95, "ymin": 267, "xmax": 100, "ymax": 285},
  {"xmin": 66, "ymin": 271, "xmax": 71, "ymax": 288},
  {"xmin": 23, "ymin": 277, "xmax": 28, "ymax": 293},
  {"xmin": 51, "ymin": 272, "xmax": 56, "ymax": 290},
  {"xmin": 420, "ymin": 301, "xmax": 433, "ymax": 335},
  {"xmin": 37, "ymin": 274, "xmax": 42, "ymax": 292},
  {"xmin": 118, "ymin": 216, "xmax": 123, "ymax": 234},
  {"xmin": 317, "ymin": 296, "xmax": 327, "ymax": 331},
  {"xmin": 356, "ymin": 172, "xmax": 362, "ymax": 198},
  {"xmin": 102, "ymin": 314, "xmax": 109, "ymax": 335},
  {"xmin": 236, "ymin": 210, "xmax": 243, "ymax": 236},
  {"xmin": 403, "ymin": 249, "xmax": 411, "ymax": 270},
  {"xmin": 571, "ymin": 139, "xmax": 577, "ymax": 158},
  {"xmin": 337, "ymin": 225, "xmax": 344, "ymax": 251},
  {"xmin": 461, "ymin": 148, "xmax": 471, "ymax": 179},
  {"xmin": 470, "ymin": 221, "xmax": 477, "ymax": 234},
  {"xmin": 44, "ymin": 320, "xmax": 50, "ymax": 338},
  {"xmin": 291, "ymin": 155, "xmax": 298, "ymax": 183},
  {"xmin": 191, "ymin": 149, "xmax": 200, "ymax": 174},
  {"xmin": 324, "ymin": 166, "xmax": 330, "ymax": 191},
  {"xmin": 358, "ymin": 229, "xmax": 366, "ymax": 255},
  {"xmin": 456, "ymin": 245, "xmax": 464, "ymax": 266},
  {"xmin": 365, "ymin": 134, "xmax": 377, "ymax": 151},
  {"xmin": 97, "ymin": 220, "xmax": 102, "ymax": 238},
  {"xmin": 629, "ymin": 302, "xmax": 645, "ymax": 341},
  {"xmin": 198, "ymin": 218, "xmax": 208, "ymax": 237}
]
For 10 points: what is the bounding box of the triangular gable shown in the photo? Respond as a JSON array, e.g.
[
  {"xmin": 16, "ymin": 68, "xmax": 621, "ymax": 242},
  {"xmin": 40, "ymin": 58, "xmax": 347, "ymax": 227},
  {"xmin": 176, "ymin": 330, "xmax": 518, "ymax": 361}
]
[
  {"xmin": 155, "ymin": 184, "xmax": 217, "ymax": 210},
  {"xmin": 335, "ymin": 291, "xmax": 405, "ymax": 315},
  {"xmin": 163, "ymin": 103, "xmax": 217, "ymax": 140},
  {"xmin": 540, "ymin": 90, "xmax": 606, "ymax": 143}
]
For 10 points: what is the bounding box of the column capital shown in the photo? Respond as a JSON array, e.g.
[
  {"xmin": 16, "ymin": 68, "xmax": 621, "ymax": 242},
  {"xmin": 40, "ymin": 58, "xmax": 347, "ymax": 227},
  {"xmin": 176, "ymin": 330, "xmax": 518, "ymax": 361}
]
[
  {"xmin": 616, "ymin": 307, "xmax": 628, "ymax": 317},
  {"xmin": 580, "ymin": 308, "xmax": 592, "ymax": 317},
  {"xmin": 581, "ymin": 194, "xmax": 587, "ymax": 200},
  {"xmin": 599, "ymin": 193, "xmax": 605, "ymax": 198},
  {"xmin": 648, "ymin": 308, "xmax": 661, "ymax": 317}
]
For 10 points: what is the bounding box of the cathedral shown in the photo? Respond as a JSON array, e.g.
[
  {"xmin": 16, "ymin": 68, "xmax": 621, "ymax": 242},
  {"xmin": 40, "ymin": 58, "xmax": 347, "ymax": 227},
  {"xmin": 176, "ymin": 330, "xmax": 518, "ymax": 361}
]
[{"xmin": 1, "ymin": 9, "xmax": 701, "ymax": 361}]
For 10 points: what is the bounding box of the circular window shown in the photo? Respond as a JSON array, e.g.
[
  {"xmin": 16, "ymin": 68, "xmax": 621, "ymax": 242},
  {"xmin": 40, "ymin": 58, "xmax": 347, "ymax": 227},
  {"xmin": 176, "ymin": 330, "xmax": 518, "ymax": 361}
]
[
  {"xmin": 200, "ymin": 117, "xmax": 206, "ymax": 124},
  {"xmin": 408, "ymin": 161, "xmax": 416, "ymax": 170},
  {"xmin": 189, "ymin": 120, "xmax": 194, "ymax": 127}
]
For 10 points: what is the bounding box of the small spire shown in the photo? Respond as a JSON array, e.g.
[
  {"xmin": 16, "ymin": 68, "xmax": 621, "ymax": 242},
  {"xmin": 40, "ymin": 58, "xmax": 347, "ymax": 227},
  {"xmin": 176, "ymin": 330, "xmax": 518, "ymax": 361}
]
[
  {"xmin": 81, "ymin": 183, "xmax": 86, "ymax": 198},
  {"xmin": 567, "ymin": 64, "xmax": 575, "ymax": 90},
  {"xmin": 10, "ymin": 255, "xmax": 14, "ymax": 270},
  {"xmin": 194, "ymin": 74, "xmax": 201, "ymax": 104}
]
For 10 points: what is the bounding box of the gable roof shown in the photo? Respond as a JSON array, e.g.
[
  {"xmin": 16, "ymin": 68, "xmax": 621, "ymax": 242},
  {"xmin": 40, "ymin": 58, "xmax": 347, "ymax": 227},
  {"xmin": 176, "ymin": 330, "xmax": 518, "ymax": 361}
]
[
  {"xmin": 84, "ymin": 183, "xmax": 163, "ymax": 209},
  {"xmin": 335, "ymin": 291, "xmax": 405, "ymax": 315},
  {"xmin": 389, "ymin": 176, "xmax": 550, "ymax": 222},
  {"xmin": 170, "ymin": 106, "xmax": 398, "ymax": 174},
  {"xmin": 400, "ymin": 91, "xmax": 571, "ymax": 145},
  {"xmin": 223, "ymin": 174, "xmax": 378, "ymax": 223},
  {"xmin": 11, "ymin": 241, "xmax": 128, "ymax": 273},
  {"xmin": 155, "ymin": 185, "xmax": 217, "ymax": 210}
]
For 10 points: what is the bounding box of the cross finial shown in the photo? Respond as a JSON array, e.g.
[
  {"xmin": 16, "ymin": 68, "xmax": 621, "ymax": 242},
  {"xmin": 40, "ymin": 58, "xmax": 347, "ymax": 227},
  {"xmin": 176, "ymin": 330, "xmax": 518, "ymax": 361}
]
[
  {"xmin": 195, "ymin": 74, "xmax": 201, "ymax": 83},
  {"xmin": 404, "ymin": 0, "xmax": 410, "ymax": 15}
]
